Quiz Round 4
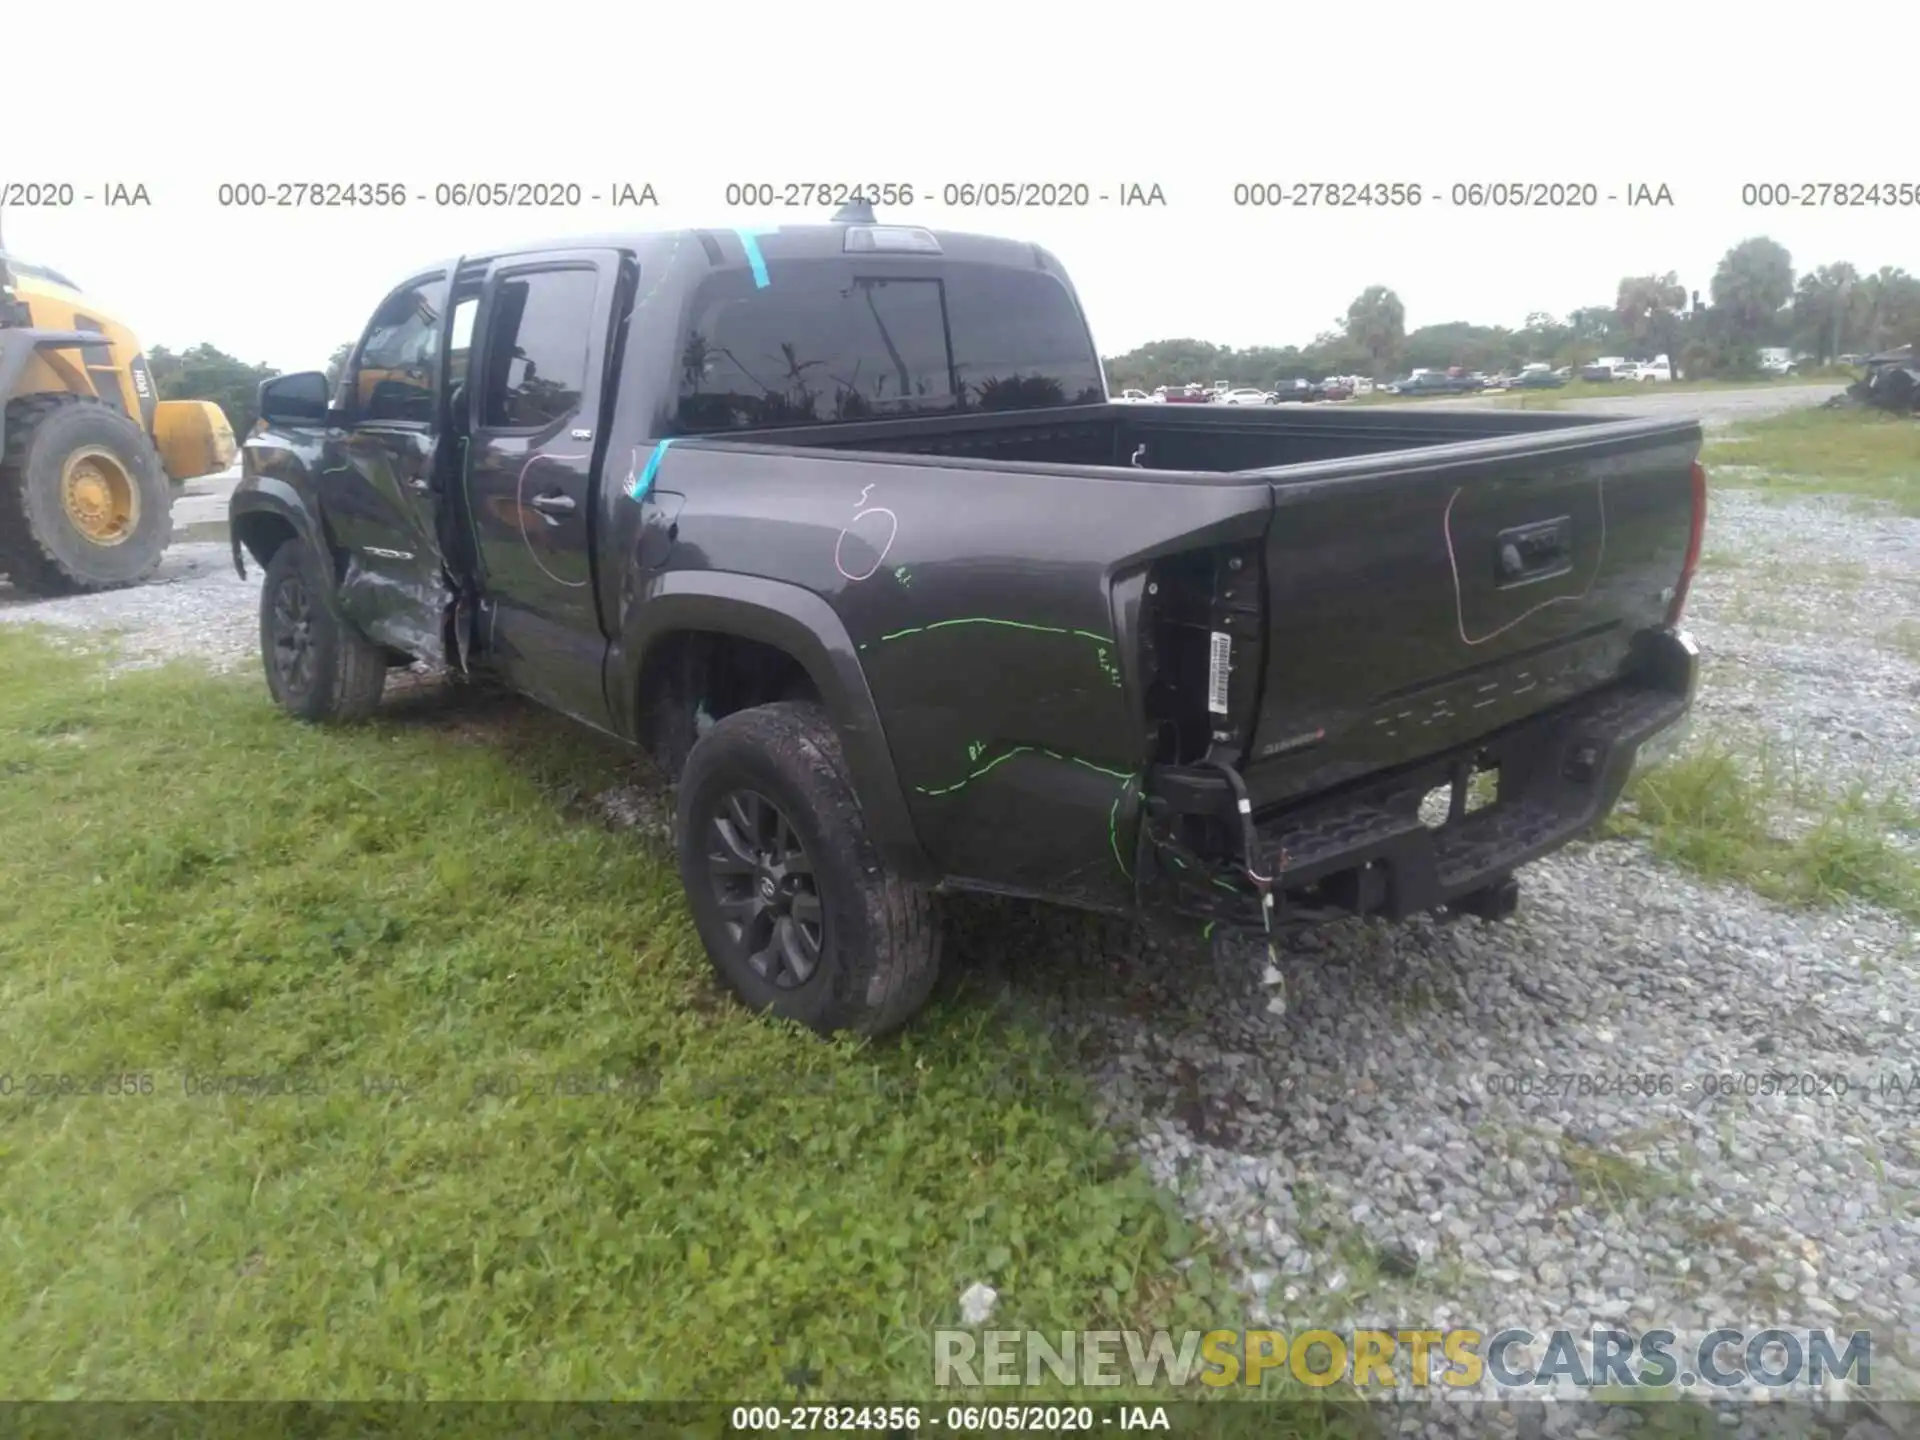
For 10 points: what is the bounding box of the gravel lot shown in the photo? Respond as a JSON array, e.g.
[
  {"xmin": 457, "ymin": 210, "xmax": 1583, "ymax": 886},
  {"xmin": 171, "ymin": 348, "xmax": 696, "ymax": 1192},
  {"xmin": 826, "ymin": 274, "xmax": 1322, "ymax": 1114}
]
[
  {"xmin": 3, "ymin": 461, "xmax": 1915, "ymax": 1428},
  {"xmin": 1434, "ymin": 382, "xmax": 1848, "ymax": 429},
  {"xmin": 0, "ymin": 540, "xmax": 259, "ymax": 671},
  {"xmin": 1542, "ymin": 382, "xmax": 1846, "ymax": 428},
  {"xmin": 1027, "ymin": 485, "xmax": 1920, "ymax": 1422},
  {"xmin": 1689, "ymin": 487, "xmax": 1920, "ymax": 812}
]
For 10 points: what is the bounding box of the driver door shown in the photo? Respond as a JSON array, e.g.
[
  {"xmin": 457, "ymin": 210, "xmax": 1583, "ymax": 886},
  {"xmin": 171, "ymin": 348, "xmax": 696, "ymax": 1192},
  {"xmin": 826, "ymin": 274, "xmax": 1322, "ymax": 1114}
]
[{"xmin": 318, "ymin": 270, "xmax": 462, "ymax": 661}]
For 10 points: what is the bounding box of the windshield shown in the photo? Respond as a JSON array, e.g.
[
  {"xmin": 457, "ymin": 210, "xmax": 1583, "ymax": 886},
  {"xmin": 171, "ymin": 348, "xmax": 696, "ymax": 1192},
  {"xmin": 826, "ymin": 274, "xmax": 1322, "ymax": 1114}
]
[{"xmin": 672, "ymin": 259, "xmax": 1104, "ymax": 434}]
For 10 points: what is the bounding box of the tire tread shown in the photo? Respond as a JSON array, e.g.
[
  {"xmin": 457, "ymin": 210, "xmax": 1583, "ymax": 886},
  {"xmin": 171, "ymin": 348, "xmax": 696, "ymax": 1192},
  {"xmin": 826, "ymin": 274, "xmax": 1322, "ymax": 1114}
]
[
  {"xmin": 0, "ymin": 394, "xmax": 169, "ymax": 595},
  {"xmin": 261, "ymin": 542, "xmax": 388, "ymax": 724},
  {"xmin": 680, "ymin": 701, "xmax": 940, "ymax": 1036}
]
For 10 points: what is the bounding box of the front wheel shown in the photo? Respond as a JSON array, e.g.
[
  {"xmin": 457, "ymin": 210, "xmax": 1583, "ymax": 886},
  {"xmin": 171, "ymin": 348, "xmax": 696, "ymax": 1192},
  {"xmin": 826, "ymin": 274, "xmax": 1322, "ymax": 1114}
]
[
  {"xmin": 258, "ymin": 541, "xmax": 387, "ymax": 723},
  {"xmin": 676, "ymin": 701, "xmax": 941, "ymax": 1036}
]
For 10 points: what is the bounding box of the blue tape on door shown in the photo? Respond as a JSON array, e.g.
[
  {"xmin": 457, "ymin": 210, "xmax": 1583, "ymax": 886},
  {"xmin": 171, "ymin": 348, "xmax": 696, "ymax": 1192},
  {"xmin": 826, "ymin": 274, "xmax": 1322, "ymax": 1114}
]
[
  {"xmin": 627, "ymin": 439, "xmax": 675, "ymax": 501},
  {"xmin": 733, "ymin": 228, "xmax": 771, "ymax": 289}
]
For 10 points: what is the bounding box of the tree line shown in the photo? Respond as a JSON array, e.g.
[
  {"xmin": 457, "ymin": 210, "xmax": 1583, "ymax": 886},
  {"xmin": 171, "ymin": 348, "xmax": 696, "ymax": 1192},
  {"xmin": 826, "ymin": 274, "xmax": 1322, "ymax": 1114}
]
[
  {"xmin": 148, "ymin": 235, "xmax": 1917, "ymax": 427},
  {"xmin": 1102, "ymin": 237, "xmax": 1920, "ymax": 392},
  {"xmin": 142, "ymin": 343, "xmax": 353, "ymax": 442}
]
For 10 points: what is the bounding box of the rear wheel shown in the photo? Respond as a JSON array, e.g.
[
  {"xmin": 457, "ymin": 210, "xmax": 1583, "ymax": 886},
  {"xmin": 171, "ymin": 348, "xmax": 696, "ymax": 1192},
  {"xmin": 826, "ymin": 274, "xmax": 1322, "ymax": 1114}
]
[
  {"xmin": 676, "ymin": 701, "xmax": 941, "ymax": 1036},
  {"xmin": 0, "ymin": 394, "xmax": 173, "ymax": 594},
  {"xmin": 259, "ymin": 541, "xmax": 387, "ymax": 723}
]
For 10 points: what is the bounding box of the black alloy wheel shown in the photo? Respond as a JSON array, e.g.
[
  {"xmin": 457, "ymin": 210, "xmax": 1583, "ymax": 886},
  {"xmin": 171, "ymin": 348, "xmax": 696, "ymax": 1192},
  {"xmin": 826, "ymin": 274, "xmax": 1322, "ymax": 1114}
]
[
  {"xmin": 269, "ymin": 568, "xmax": 317, "ymax": 701},
  {"xmin": 703, "ymin": 787, "xmax": 825, "ymax": 989},
  {"xmin": 674, "ymin": 701, "xmax": 942, "ymax": 1036}
]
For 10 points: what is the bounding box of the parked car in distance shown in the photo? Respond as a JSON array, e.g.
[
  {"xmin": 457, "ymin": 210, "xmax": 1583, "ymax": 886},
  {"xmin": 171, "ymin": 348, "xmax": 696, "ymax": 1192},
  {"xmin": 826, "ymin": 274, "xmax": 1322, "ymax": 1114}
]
[
  {"xmin": 231, "ymin": 214, "xmax": 1705, "ymax": 1039},
  {"xmin": 1633, "ymin": 357, "xmax": 1672, "ymax": 383},
  {"xmin": 1156, "ymin": 384, "xmax": 1212, "ymax": 403},
  {"xmin": 1511, "ymin": 365, "xmax": 1566, "ymax": 390},
  {"xmin": 1217, "ymin": 387, "xmax": 1272, "ymax": 406},
  {"xmin": 1758, "ymin": 348, "xmax": 1797, "ymax": 376},
  {"xmin": 1385, "ymin": 371, "xmax": 1459, "ymax": 397},
  {"xmin": 1319, "ymin": 379, "xmax": 1354, "ymax": 401},
  {"xmin": 1269, "ymin": 379, "xmax": 1323, "ymax": 403},
  {"xmin": 1117, "ymin": 388, "xmax": 1152, "ymax": 403}
]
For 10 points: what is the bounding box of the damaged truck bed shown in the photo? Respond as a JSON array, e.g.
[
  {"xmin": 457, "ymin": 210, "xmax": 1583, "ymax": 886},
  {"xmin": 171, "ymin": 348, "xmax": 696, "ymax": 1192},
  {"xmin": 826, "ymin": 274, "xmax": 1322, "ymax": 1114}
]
[{"xmin": 230, "ymin": 216, "xmax": 1704, "ymax": 1036}]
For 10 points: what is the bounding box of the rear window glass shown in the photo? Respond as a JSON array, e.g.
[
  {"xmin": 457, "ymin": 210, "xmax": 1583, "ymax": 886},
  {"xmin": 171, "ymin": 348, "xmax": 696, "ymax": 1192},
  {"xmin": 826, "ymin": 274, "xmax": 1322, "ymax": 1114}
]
[{"xmin": 673, "ymin": 260, "xmax": 1103, "ymax": 434}]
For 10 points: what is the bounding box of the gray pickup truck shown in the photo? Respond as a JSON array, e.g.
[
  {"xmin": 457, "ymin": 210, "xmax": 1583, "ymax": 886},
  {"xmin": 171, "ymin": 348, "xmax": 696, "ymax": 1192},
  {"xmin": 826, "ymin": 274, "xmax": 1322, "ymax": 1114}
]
[{"xmin": 232, "ymin": 212, "xmax": 1703, "ymax": 1036}]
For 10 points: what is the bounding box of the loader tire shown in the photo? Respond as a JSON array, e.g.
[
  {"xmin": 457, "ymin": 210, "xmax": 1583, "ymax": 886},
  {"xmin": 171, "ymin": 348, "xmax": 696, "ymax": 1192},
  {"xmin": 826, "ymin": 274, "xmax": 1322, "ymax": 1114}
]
[{"xmin": 0, "ymin": 394, "xmax": 173, "ymax": 595}]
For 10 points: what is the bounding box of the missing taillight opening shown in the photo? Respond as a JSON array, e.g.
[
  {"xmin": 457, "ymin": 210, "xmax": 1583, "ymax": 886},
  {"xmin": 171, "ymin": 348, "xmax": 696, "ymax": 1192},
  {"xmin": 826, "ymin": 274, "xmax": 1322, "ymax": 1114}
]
[
  {"xmin": 1667, "ymin": 459, "xmax": 1708, "ymax": 627},
  {"xmin": 1139, "ymin": 543, "xmax": 1264, "ymax": 765}
]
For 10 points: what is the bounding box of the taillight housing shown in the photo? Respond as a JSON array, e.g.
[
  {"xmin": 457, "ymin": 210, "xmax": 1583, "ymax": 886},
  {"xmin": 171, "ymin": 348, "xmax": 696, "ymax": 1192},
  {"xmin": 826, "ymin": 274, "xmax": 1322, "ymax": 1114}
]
[
  {"xmin": 1667, "ymin": 459, "xmax": 1707, "ymax": 627},
  {"xmin": 1138, "ymin": 541, "xmax": 1265, "ymax": 766}
]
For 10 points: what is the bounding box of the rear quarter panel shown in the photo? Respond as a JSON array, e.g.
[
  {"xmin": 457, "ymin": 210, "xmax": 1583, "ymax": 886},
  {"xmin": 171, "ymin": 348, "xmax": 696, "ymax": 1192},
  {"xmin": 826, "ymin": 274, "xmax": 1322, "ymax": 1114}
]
[{"xmin": 606, "ymin": 443, "xmax": 1273, "ymax": 909}]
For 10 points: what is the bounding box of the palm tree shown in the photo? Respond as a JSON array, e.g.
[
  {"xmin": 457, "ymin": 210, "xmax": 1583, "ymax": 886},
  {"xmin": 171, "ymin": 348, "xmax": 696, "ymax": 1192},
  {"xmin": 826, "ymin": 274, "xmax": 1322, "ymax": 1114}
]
[
  {"xmin": 1709, "ymin": 238, "xmax": 1794, "ymax": 343},
  {"xmin": 1345, "ymin": 286, "xmax": 1406, "ymax": 378},
  {"xmin": 1791, "ymin": 263, "xmax": 1859, "ymax": 363},
  {"xmin": 1614, "ymin": 272, "xmax": 1686, "ymax": 358}
]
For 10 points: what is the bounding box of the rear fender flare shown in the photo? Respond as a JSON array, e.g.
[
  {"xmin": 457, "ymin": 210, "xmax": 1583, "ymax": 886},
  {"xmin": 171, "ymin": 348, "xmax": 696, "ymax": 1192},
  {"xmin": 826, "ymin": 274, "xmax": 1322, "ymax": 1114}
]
[{"xmin": 612, "ymin": 571, "xmax": 932, "ymax": 880}]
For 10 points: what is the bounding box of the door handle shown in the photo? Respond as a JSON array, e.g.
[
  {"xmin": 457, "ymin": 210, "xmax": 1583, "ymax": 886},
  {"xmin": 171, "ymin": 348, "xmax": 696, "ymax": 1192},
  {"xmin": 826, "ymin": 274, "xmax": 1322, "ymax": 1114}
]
[
  {"xmin": 1494, "ymin": 516, "xmax": 1573, "ymax": 587},
  {"xmin": 528, "ymin": 491, "xmax": 576, "ymax": 517}
]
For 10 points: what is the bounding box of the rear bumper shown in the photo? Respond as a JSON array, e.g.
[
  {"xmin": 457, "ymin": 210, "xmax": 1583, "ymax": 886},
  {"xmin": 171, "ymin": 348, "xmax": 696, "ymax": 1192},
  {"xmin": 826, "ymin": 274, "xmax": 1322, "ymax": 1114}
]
[{"xmin": 1143, "ymin": 628, "xmax": 1698, "ymax": 926}]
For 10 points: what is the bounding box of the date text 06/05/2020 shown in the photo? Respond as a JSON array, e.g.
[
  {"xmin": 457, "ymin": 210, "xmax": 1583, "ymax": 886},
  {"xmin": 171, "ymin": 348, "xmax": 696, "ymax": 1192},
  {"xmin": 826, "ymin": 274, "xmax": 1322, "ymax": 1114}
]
[{"xmin": 727, "ymin": 1405, "xmax": 1172, "ymax": 1432}]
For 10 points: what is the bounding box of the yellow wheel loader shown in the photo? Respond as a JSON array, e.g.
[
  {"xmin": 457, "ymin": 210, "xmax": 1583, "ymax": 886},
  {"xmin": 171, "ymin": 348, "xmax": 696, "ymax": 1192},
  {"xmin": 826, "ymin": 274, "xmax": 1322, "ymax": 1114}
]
[{"xmin": 0, "ymin": 245, "xmax": 237, "ymax": 594}]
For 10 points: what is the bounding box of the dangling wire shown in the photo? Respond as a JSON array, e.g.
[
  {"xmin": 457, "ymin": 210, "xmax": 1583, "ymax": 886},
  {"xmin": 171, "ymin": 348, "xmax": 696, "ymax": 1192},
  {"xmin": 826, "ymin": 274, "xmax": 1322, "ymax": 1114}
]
[{"xmin": 1205, "ymin": 760, "xmax": 1290, "ymax": 1015}]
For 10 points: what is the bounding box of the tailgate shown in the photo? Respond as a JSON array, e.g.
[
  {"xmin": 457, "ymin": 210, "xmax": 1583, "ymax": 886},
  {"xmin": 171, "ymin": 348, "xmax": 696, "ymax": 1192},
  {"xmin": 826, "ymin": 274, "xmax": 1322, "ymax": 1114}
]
[{"xmin": 1242, "ymin": 419, "xmax": 1701, "ymax": 806}]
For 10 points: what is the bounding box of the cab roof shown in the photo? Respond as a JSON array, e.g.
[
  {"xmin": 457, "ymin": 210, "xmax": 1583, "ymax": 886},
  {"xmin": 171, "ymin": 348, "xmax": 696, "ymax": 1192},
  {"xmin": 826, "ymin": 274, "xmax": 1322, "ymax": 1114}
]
[{"xmin": 417, "ymin": 222, "xmax": 1062, "ymax": 279}]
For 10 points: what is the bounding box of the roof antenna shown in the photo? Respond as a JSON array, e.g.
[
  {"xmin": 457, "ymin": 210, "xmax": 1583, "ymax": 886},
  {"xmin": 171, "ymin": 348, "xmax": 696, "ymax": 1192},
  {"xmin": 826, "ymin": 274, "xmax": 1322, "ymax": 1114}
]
[{"xmin": 831, "ymin": 199, "xmax": 876, "ymax": 224}]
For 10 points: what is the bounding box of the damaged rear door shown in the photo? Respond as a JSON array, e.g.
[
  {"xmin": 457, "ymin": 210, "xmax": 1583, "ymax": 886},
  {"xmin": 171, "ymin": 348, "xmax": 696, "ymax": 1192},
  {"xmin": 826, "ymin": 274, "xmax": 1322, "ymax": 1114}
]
[{"xmin": 320, "ymin": 269, "xmax": 461, "ymax": 660}]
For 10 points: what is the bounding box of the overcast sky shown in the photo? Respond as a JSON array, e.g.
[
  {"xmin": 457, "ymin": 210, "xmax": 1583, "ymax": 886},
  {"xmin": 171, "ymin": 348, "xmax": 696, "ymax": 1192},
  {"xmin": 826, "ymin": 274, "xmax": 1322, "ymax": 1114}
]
[{"xmin": 6, "ymin": 2, "xmax": 1908, "ymax": 373}]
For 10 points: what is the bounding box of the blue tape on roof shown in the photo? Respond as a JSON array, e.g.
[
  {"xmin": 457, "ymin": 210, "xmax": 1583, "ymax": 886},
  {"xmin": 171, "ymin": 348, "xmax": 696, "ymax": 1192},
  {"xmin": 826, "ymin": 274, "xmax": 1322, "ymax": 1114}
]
[
  {"xmin": 733, "ymin": 228, "xmax": 771, "ymax": 289},
  {"xmin": 627, "ymin": 439, "xmax": 674, "ymax": 501}
]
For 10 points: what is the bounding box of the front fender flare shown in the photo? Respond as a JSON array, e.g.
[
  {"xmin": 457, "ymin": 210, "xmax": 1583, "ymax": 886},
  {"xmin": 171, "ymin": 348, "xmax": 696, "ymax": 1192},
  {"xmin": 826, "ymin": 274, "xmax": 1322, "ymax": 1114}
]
[
  {"xmin": 612, "ymin": 571, "xmax": 932, "ymax": 881},
  {"xmin": 228, "ymin": 475, "xmax": 325, "ymax": 580}
]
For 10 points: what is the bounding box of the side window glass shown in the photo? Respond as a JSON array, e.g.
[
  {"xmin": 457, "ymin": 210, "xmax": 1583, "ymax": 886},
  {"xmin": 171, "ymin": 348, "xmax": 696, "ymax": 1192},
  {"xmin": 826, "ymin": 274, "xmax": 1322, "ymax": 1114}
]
[
  {"xmin": 446, "ymin": 296, "xmax": 478, "ymax": 395},
  {"xmin": 676, "ymin": 272, "xmax": 952, "ymax": 433},
  {"xmin": 352, "ymin": 276, "xmax": 449, "ymax": 424},
  {"xmin": 480, "ymin": 269, "xmax": 597, "ymax": 430}
]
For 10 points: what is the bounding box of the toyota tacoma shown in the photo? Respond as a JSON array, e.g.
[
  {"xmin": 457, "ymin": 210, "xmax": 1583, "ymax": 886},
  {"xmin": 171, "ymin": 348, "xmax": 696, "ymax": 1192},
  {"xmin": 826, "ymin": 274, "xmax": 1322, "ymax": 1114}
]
[{"xmin": 230, "ymin": 211, "xmax": 1704, "ymax": 1036}]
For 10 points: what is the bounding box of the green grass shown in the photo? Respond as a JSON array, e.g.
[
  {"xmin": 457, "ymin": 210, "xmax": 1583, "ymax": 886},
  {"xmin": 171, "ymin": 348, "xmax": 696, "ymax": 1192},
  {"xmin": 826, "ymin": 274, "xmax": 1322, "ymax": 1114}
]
[
  {"xmin": 1702, "ymin": 407, "xmax": 1920, "ymax": 515},
  {"xmin": 1608, "ymin": 745, "xmax": 1920, "ymax": 919},
  {"xmin": 0, "ymin": 628, "xmax": 1257, "ymax": 1402}
]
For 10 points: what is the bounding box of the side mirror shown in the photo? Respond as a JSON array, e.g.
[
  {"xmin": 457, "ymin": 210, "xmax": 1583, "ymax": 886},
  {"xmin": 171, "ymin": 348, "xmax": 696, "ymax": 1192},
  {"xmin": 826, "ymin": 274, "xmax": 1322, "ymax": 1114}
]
[{"xmin": 258, "ymin": 371, "xmax": 332, "ymax": 426}]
